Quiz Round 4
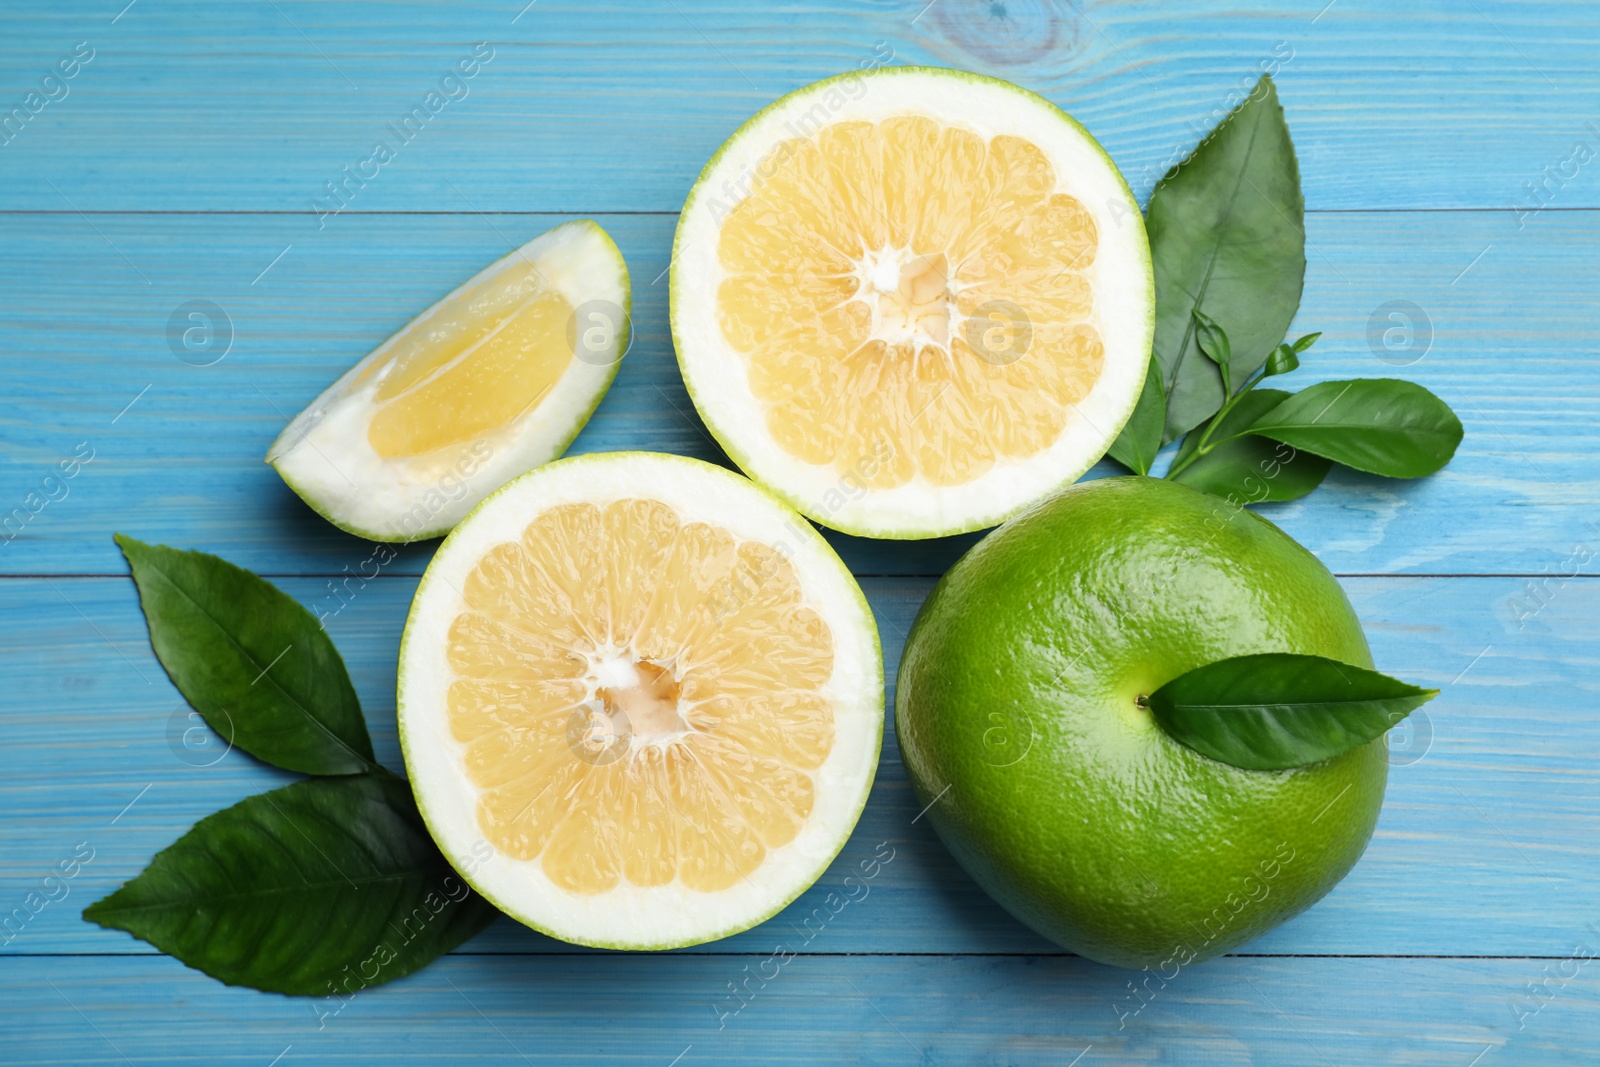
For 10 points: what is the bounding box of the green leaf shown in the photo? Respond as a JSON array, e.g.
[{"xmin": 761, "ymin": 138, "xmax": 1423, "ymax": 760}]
[
  {"xmin": 1263, "ymin": 343, "xmax": 1300, "ymax": 377},
  {"xmin": 1173, "ymin": 437, "xmax": 1330, "ymax": 503},
  {"xmin": 1170, "ymin": 387, "xmax": 1282, "ymax": 470},
  {"xmin": 1168, "ymin": 389, "xmax": 1331, "ymax": 502},
  {"xmin": 1291, "ymin": 331, "xmax": 1322, "ymax": 353},
  {"xmin": 1244, "ymin": 379, "xmax": 1464, "ymax": 478},
  {"xmin": 83, "ymin": 773, "xmax": 496, "ymax": 995},
  {"xmin": 1146, "ymin": 653, "xmax": 1438, "ymax": 770},
  {"xmin": 1192, "ymin": 310, "xmax": 1231, "ymax": 371},
  {"xmin": 1106, "ymin": 352, "xmax": 1167, "ymax": 474},
  {"xmin": 117, "ymin": 535, "xmax": 374, "ymax": 775},
  {"xmin": 1148, "ymin": 74, "xmax": 1305, "ymax": 442}
]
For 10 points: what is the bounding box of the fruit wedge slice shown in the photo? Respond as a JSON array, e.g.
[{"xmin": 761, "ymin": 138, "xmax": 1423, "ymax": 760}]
[
  {"xmin": 397, "ymin": 452, "xmax": 883, "ymax": 949},
  {"xmin": 671, "ymin": 67, "xmax": 1154, "ymax": 538},
  {"xmin": 268, "ymin": 220, "xmax": 631, "ymax": 542}
]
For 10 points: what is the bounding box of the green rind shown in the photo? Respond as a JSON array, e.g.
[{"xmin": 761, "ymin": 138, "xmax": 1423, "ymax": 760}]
[
  {"xmin": 895, "ymin": 476, "xmax": 1388, "ymax": 969},
  {"xmin": 670, "ymin": 65, "xmax": 1154, "ymax": 540},
  {"xmin": 271, "ymin": 218, "xmax": 632, "ymax": 544},
  {"xmin": 396, "ymin": 451, "xmax": 884, "ymax": 951}
]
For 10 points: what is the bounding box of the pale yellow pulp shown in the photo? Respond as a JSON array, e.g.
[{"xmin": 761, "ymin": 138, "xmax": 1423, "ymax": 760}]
[
  {"xmin": 717, "ymin": 117, "xmax": 1105, "ymax": 487},
  {"xmin": 357, "ymin": 260, "xmax": 576, "ymax": 459},
  {"xmin": 446, "ymin": 499, "xmax": 837, "ymax": 894}
]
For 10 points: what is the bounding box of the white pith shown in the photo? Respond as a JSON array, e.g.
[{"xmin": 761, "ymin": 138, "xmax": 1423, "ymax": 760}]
[
  {"xmin": 268, "ymin": 220, "xmax": 630, "ymax": 542},
  {"xmin": 397, "ymin": 452, "xmax": 884, "ymax": 949},
  {"xmin": 855, "ymin": 246, "xmax": 954, "ymax": 349},
  {"xmin": 672, "ymin": 67, "xmax": 1154, "ymax": 538},
  {"xmin": 569, "ymin": 651, "xmax": 690, "ymax": 761}
]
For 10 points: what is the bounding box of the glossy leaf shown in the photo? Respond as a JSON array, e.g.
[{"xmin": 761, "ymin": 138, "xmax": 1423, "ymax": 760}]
[
  {"xmin": 1147, "ymin": 74, "xmax": 1305, "ymax": 442},
  {"xmin": 82, "ymin": 773, "xmax": 496, "ymax": 995},
  {"xmin": 1291, "ymin": 331, "xmax": 1322, "ymax": 353},
  {"xmin": 1172, "ymin": 437, "xmax": 1331, "ymax": 503},
  {"xmin": 1169, "ymin": 389, "xmax": 1331, "ymax": 502},
  {"xmin": 1193, "ymin": 310, "xmax": 1232, "ymax": 371},
  {"xmin": 117, "ymin": 534, "xmax": 374, "ymax": 775},
  {"xmin": 1264, "ymin": 343, "xmax": 1300, "ymax": 377},
  {"xmin": 1147, "ymin": 653, "xmax": 1438, "ymax": 770},
  {"xmin": 1170, "ymin": 388, "xmax": 1283, "ymax": 470},
  {"xmin": 1244, "ymin": 378, "xmax": 1464, "ymax": 478},
  {"xmin": 1106, "ymin": 351, "xmax": 1167, "ymax": 475}
]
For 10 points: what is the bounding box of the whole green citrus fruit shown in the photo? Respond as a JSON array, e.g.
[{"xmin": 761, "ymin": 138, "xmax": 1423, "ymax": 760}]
[{"xmin": 895, "ymin": 476, "xmax": 1386, "ymax": 969}]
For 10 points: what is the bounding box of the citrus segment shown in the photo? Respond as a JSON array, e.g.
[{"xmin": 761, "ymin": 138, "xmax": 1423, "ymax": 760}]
[
  {"xmin": 672, "ymin": 67, "xmax": 1154, "ymax": 538},
  {"xmin": 268, "ymin": 220, "xmax": 630, "ymax": 542},
  {"xmin": 367, "ymin": 288, "xmax": 576, "ymax": 459},
  {"xmin": 398, "ymin": 453, "xmax": 882, "ymax": 949}
]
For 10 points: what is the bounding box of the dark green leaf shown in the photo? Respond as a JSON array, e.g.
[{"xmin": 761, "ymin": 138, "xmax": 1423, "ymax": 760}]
[
  {"xmin": 1192, "ymin": 310, "xmax": 1231, "ymax": 370},
  {"xmin": 1147, "ymin": 653, "xmax": 1437, "ymax": 770},
  {"xmin": 1291, "ymin": 331, "xmax": 1322, "ymax": 353},
  {"xmin": 83, "ymin": 773, "xmax": 495, "ymax": 995},
  {"xmin": 1264, "ymin": 343, "xmax": 1300, "ymax": 377},
  {"xmin": 1169, "ymin": 389, "xmax": 1331, "ymax": 502},
  {"xmin": 1170, "ymin": 388, "xmax": 1285, "ymax": 470},
  {"xmin": 1106, "ymin": 351, "xmax": 1167, "ymax": 474},
  {"xmin": 1148, "ymin": 74, "xmax": 1305, "ymax": 442},
  {"xmin": 1172, "ymin": 436, "xmax": 1330, "ymax": 503},
  {"xmin": 1244, "ymin": 379, "xmax": 1464, "ymax": 478},
  {"xmin": 117, "ymin": 535, "xmax": 374, "ymax": 775}
]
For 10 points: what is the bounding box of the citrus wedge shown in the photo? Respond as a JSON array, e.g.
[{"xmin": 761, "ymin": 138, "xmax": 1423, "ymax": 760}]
[
  {"xmin": 268, "ymin": 220, "xmax": 631, "ymax": 542},
  {"xmin": 671, "ymin": 67, "xmax": 1153, "ymax": 538},
  {"xmin": 397, "ymin": 452, "xmax": 883, "ymax": 949}
]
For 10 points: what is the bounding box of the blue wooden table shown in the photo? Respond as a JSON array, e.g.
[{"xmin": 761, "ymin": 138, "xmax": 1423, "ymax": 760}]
[{"xmin": 4, "ymin": 1, "xmax": 1597, "ymax": 1063}]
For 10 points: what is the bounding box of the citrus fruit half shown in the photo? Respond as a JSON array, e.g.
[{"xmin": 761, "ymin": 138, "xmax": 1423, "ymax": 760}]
[
  {"xmin": 398, "ymin": 452, "xmax": 883, "ymax": 949},
  {"xmin": 671, "ymin": 66, "xmax": 1153, "ymax": 538},
  {"xmin": 268, "ymin": 219, "xmax": 631, "ymax": 542},
  {"xmin": 895, "ymin": 477, "xmax": 1387, "ymax": 968}
]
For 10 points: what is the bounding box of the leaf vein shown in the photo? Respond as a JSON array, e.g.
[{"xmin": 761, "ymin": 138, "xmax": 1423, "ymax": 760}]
[{"xmin": 137, "ymin": 553, "xmax": 372, "ymax": 770}]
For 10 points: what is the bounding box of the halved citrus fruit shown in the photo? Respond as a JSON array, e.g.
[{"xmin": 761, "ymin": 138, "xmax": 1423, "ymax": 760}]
[
  {"xmin": 671, "ymin": 67, "xmax": 1153, "ymax": 538},
  {"xmin": 268, "ymin": 220, "xmax": 631, "ymax": 542},
  {"xmin": 397, "ymin": 452, "xmax": 883, "ymax": 948}
]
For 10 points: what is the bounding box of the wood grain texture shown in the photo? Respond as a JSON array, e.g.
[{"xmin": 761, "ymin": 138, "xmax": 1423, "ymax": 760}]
[
  {"xmin": 0, "ymin": 0, "xmax": 1596, "ymax": 211},
  {"xmin": 1, "ymin": 574, "xmax": 1593, "ymax": 959},
  {"xmin": 4, "ymin": 0, "xmax": 1598, "ymax": 1062},
  {"xmin": 0, "ymin": 210, "xmax": 1594, "ymax": 578},
  {"xmin": 7, "ymin": 954, "xmax": 1597, "ymax": 1066}
]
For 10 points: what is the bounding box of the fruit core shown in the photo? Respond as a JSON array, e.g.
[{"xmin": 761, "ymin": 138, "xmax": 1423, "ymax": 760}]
[
  {"xmin": 715, "ymin": 114, "xmax": 1106, "ymax": 489},
  {"xmin": 444, "ymin": 498, "xmax": 838, "ymax": 894},
  {"xmin": 594, "ymin": 658, "xmax": 688, "ymax": 744},
  {"xmin": 860, "ymin": 248, "xmax": 952, "ymax": 348}
]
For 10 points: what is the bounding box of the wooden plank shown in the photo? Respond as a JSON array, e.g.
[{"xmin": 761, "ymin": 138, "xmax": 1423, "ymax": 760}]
[
  {"xmin": 2, "ymin": 1, "xmax": 1594, "ymax": 1057},
  {"xmin": 1, "ymin": 1, "xmax": 1595, "ymax": 211},
  {"xmin": 1, "ymin": 210, "xmax": 1594, "ymax": 578},
  {"xmin": 5, "ymin": 953, "xmax": 1595, "ymax": 1065},
  {"xmin": 2, "ymin": 573, "xmax": 1592, "ymax": 958}
]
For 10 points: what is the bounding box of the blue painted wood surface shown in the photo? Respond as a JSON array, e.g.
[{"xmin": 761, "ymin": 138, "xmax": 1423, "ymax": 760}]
[{"xmin": 2, "ymin": 1, "xmax": 1597, "ymax": 1064}]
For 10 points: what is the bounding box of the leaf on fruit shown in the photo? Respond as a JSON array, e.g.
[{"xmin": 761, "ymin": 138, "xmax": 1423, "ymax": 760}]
[{"xmin": 1146, "ymin": 652, "xmax": 1437, "ymax": 771}]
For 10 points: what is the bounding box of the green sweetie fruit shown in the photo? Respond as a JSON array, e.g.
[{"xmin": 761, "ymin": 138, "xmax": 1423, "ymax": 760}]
[{"xmin": 895, "ymin": 476, "xmax": 1386, "ymax": 968}]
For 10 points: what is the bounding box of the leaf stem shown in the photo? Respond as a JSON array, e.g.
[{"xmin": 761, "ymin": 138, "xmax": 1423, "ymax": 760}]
[{"xmin": 1165, "ymin": 368, "xmax": 1264, "ymax": 479}]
